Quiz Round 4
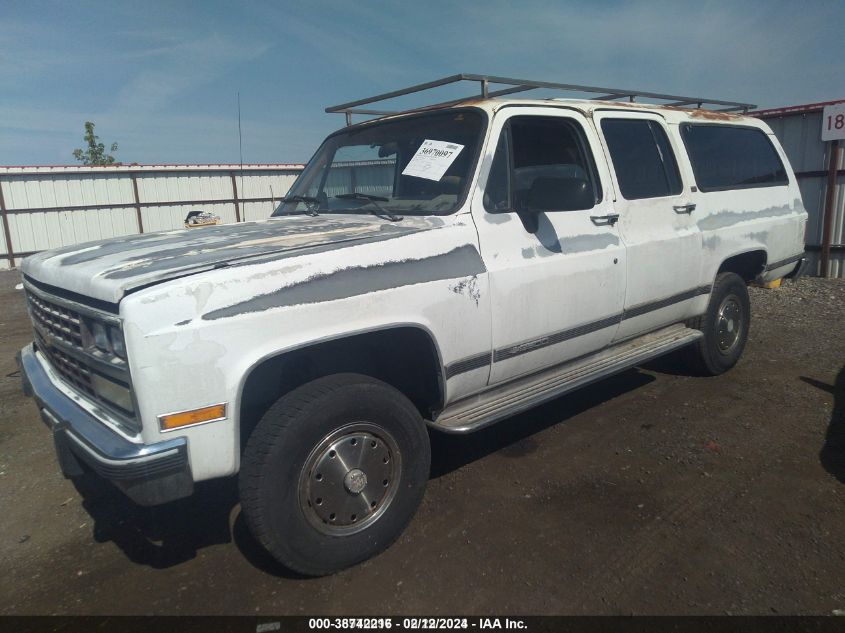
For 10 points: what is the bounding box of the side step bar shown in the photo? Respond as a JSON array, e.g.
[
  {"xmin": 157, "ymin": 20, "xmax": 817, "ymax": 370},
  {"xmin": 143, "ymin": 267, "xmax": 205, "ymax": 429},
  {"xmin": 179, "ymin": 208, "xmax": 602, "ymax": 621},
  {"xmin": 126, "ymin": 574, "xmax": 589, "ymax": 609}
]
[{"xmin": 431, "ymin": 324, "xmax": 703, "ymax": 434}]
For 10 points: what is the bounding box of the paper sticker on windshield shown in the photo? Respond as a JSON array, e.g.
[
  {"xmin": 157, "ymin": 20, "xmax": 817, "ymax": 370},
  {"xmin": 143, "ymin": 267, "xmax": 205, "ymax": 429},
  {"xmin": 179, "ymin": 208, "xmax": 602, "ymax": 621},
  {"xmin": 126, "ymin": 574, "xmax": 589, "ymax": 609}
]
[{"xmin": 401, "ymin": 139, "xmax": 464, "ymax": 182}]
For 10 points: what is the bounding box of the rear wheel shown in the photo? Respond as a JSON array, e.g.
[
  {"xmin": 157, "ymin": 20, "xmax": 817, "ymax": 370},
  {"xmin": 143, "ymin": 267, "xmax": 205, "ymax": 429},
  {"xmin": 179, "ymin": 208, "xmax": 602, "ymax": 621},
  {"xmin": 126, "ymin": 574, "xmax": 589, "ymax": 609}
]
[
  {"xmin": 685, "ymin": 272, "xmax": 750, "ymax": 376},
  {"xmin": 239, "ymin": 373, "xmax": 430, "ymax": 576}
]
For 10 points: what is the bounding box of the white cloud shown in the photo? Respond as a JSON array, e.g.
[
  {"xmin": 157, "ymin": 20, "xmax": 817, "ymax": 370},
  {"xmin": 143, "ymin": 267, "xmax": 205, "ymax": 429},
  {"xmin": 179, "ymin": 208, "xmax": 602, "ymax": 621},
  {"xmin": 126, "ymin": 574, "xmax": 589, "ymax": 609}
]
[{"xmin": 114, "ymin": 33, "xmax": 273, "ymax": 113}]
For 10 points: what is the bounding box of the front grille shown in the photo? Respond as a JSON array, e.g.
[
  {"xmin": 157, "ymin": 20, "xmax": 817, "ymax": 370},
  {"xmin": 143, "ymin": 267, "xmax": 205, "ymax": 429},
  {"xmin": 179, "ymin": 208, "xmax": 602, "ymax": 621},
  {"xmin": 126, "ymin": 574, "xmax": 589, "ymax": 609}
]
[
  {"xmin": 26, "ymin": 290, "xmax": 96, "ymax": 397},
  {"xmin": 27, "ymin": 290, "xmax": 85, "ymax": 351},
  {"xmin": 26, "ymin": 288, "xmax": 138, "ymax": 431},
  {"xmin": 32, "ymin": 326, "xmax": 96, "ymax": 399}
]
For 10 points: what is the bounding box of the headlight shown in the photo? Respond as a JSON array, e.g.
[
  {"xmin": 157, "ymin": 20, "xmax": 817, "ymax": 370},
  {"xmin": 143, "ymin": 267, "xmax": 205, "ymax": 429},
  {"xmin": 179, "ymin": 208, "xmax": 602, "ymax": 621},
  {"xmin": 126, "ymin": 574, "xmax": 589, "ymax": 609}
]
[
  {"xmin": 91, "ymin": 322, "xmax": 110, "ymax": 352},
  {"xmin": 85, "ymin": 320, "xmax": 127, "ymax": 360},
  {"xmin": 109, "ymin": 326, "xmax": 126, "ymax": 359}
]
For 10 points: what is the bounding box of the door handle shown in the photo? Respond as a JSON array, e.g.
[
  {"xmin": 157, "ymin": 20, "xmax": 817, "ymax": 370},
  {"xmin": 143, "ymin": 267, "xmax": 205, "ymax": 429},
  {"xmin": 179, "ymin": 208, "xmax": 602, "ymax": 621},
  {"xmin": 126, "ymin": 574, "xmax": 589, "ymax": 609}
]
[
  {"xmin": 673, "ymin": 203, "xmax": 696, "ymax": 214},
  {"xmin": 590, "ymin": 213, "xmax": 620, "ymax": 226}
]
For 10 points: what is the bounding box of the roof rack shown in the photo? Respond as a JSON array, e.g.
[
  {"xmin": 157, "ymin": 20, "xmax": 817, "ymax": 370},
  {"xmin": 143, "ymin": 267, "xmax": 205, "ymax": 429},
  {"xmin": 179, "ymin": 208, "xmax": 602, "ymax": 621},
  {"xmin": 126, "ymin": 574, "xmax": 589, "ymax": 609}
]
[{"xmin": 326, "ymin": 73, "xmax": 756, "ymax": 125}]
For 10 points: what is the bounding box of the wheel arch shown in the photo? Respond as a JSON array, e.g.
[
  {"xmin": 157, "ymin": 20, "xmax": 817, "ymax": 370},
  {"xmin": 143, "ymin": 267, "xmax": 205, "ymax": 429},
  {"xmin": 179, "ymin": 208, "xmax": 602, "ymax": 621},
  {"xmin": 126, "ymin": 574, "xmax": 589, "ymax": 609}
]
[
  {"xmin": 715, "ymin": 248, "xmax": 768, "ymax": 283},
  {"xmin": 235, "ymin": 323, "xmax": 446, "ymax": 453}
]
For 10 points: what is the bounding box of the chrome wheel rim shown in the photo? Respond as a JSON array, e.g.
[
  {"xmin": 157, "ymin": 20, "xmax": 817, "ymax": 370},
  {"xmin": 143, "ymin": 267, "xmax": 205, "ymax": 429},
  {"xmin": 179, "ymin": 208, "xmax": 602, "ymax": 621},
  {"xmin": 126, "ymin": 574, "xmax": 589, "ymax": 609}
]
[
  {"xmin": 716, "ymin": 295, "xmax": 743, "ymax": 354},
  {"xmin": 298, "ymin": 423, "xmax": 401, "ymax": 536}
]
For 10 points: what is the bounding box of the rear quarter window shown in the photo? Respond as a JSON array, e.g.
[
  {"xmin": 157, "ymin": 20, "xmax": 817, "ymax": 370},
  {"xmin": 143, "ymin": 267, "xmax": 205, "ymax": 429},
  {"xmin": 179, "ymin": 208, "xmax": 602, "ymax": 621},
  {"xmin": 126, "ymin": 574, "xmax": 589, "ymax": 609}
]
[{"xmin": 680, "ymin": 123, "xmax": 788, "ymax": 192}]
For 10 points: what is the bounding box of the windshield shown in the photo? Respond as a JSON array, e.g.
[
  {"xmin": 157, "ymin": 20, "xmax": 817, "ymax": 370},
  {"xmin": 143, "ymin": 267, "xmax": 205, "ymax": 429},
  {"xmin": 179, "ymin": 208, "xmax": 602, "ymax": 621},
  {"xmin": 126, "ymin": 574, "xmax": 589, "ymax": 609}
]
[{"xmin": 272, "ymin": 109, "xmax": 484, "ymax": 217}]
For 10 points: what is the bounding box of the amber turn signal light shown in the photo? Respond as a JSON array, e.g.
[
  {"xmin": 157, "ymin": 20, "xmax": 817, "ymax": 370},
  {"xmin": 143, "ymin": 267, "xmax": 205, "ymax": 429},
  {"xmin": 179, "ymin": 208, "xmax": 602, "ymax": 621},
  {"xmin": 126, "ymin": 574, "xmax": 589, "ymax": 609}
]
[{"xmin": 158, "ymin": 403, "xmax": 227, "ymax": 432}]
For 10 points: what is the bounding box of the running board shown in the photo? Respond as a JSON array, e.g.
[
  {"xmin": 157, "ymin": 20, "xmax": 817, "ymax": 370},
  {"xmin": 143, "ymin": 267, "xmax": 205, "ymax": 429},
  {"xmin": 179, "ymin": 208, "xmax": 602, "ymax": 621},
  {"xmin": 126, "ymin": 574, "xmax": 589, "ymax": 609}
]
[{"xmin": 431, "ymin": 324, "xmax": 703, "ymax": 434}]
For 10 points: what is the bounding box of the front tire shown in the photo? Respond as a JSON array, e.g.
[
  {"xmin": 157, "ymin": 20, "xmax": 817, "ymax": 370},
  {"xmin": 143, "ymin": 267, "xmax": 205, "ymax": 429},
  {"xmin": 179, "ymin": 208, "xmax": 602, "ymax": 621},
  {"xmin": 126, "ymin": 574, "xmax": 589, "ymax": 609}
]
[
  {"xmin": 685, "ymin": 272, "xmax": 751, "ymax": 376},
  {"xmin": 239, "ymin": 373, "xmax": 430, "ymax": 576}
]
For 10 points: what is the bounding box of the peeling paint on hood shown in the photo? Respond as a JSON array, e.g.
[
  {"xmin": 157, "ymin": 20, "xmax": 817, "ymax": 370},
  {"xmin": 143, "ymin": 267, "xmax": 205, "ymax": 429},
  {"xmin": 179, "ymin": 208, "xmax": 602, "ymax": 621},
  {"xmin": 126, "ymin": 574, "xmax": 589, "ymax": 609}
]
[{"xmin": 21, "ymin": 215, "xmax": 445, "ymax": 304}]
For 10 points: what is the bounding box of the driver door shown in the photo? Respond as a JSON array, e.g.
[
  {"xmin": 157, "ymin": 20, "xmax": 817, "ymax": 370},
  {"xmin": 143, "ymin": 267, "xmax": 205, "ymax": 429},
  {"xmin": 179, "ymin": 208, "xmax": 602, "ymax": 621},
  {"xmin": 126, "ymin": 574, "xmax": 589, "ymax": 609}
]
[{"xmin": 472, "ymin": 107, "xmax": 627, "ymax": 385}]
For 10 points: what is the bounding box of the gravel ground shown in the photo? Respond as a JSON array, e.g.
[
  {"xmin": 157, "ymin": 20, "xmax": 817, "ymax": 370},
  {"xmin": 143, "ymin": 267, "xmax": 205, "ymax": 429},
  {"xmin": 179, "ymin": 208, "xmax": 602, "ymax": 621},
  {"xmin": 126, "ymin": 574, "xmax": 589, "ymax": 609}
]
[{"xmin": 0, "ymin": 270, "xmax": 843, "ymax": 615}]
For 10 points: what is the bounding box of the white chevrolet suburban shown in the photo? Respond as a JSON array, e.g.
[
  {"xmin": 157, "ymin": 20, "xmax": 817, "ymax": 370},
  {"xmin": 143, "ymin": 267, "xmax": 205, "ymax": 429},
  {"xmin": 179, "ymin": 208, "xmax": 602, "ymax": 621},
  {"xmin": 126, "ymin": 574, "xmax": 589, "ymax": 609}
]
[{"xmin": 18, "ymin": 76, "xmax": 808, "ymax": 575}]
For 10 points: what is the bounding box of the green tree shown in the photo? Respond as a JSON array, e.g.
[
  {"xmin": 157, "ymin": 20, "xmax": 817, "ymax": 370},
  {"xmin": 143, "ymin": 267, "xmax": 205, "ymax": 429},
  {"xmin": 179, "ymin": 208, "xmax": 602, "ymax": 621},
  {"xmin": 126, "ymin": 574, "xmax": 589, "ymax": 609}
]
[{"xmin": 72, "ymin": 121, "xmax": 119, "ymax": 165}]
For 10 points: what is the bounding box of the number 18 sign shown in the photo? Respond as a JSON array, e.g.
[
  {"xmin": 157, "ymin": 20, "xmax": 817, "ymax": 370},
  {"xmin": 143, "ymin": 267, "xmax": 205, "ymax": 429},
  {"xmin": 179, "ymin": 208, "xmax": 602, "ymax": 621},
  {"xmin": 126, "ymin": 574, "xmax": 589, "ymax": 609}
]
[{"xmin": 822, "ymin": 103, "xmax": 845, "ymax": 142}]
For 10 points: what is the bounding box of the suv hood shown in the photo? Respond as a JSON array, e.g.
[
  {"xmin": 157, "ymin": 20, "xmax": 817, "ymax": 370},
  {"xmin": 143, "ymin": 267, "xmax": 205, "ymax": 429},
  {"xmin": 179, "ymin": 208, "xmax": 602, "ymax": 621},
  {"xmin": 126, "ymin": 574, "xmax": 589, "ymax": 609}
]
[{"xmin": 22, "ymin": 215, "xmax": 445, "ymax": 304}]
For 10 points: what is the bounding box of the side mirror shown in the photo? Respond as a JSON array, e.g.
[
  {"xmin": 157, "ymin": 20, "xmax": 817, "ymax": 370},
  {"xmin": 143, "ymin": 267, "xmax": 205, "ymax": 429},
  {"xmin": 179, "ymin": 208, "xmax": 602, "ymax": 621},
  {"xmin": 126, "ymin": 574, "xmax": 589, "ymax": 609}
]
[{"xmin": 516, "ymin": 209, "xmax": 540, "ymax": 234}]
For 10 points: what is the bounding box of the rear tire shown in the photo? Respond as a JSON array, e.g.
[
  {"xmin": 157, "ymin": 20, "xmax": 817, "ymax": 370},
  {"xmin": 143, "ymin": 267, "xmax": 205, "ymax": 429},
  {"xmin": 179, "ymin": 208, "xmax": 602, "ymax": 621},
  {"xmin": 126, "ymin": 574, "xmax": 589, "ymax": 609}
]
[
  {"xmin": 239, "ymin": 373, "xmax": 430, "ymax": 576},
  {"xmin": 684, "ymin": 272, "xmax": 750, "ymax": 376}
]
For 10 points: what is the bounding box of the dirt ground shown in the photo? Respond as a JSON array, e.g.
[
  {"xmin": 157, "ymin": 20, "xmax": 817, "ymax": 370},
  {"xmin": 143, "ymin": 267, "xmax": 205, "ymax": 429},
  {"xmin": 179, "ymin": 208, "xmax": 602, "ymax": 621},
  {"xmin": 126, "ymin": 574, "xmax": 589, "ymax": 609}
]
[{"xmin": 1, "ymin": 268, "xmax": 844, "ymax": 615}]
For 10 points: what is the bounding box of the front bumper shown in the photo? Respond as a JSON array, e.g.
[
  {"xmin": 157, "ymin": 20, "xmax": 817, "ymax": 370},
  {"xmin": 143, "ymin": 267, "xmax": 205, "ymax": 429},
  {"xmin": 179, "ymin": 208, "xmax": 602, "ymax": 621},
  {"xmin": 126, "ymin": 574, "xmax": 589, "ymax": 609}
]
[{"xmin": 17, "ymin": 344, "xmax": 193, "ymax": 506}]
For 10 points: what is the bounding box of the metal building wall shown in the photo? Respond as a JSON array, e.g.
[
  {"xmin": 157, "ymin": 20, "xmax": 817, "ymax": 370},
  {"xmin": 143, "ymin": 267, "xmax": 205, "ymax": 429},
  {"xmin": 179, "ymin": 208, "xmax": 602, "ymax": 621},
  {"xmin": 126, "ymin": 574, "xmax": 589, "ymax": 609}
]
[
  {"xmin": 0, "ymin": 164, "xmax": 303, "ymax": 269},
  {"xmin": 323, "ymin": 160, "xmax": 396, "ymax": 199},
  {"xmin": 757, "ymin": 103, "xmax": 845, "ymax": 278}
]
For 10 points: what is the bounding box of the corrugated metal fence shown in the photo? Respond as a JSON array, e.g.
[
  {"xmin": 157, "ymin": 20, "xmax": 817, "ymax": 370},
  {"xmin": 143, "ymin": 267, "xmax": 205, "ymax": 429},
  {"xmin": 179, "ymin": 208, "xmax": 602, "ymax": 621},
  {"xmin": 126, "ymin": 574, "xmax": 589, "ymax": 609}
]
[
  {"xmin": 0, "ymin": 163, "xmax": 304, "ymax": 270},
  {"xmin": 755, "ymin": 100, "xmax": 845, "ymax": 278},
  {"xmin": 3, "ymin": 105, "xmax": 844, "ymax": 278}
]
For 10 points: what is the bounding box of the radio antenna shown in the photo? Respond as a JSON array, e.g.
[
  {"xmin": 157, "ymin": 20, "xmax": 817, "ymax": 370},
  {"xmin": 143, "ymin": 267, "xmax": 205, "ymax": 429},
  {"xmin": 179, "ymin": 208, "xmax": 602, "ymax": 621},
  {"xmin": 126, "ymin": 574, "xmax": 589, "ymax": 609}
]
[{"xmin": 238, "ymin": 91, "xmax": 244, "ymax": 219}]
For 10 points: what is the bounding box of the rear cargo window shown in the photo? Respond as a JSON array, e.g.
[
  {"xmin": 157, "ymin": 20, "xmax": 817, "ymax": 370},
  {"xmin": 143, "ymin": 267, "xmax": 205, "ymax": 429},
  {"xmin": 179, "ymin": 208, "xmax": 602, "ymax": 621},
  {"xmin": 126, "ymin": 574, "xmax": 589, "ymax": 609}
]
[
  {"xmin": 680, "ymin": 123, "xmax": 788, "ymax": 192},
  {"xmin": 600, "ymin": 119, "xmax": 682, "ymax": 199}
]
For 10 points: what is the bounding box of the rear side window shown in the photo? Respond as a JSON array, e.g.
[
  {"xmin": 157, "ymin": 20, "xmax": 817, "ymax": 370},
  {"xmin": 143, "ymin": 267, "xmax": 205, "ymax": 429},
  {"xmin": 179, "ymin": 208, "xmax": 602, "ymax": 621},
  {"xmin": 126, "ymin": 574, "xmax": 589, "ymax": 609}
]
[
  {"xmin": 484, "ymin": 116, "xmax": 601, "ymax": 213},
  {"xmin": 681, "ymin": 124, "xmax": 787, "ymax": 192},
  {"xmin": 601, "ymin": 118, "xmax": 682, "ymax": 200}
]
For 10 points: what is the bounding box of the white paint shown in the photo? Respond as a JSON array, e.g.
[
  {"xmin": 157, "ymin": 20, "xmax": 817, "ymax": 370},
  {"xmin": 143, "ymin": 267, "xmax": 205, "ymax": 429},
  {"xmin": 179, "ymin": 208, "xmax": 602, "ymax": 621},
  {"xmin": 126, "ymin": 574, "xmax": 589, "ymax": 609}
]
[
  {"xmin": 472, "ymin": 106, "xmax": 626, "ymax": 384},
  {"xmin": 593, "ymin": 110, "xmax": 702, "ymax": 341},
  {"xmin": 20, "ymin": 98, "xmax": 808, "ymax": 488}
]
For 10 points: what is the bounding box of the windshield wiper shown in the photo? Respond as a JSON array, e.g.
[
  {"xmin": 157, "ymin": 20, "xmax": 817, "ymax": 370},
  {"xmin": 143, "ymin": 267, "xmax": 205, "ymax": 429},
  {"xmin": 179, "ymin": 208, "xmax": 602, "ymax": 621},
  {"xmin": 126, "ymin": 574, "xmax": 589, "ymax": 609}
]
[
  {"xmin": 280, "ymin": 195, "xmax": 321, "ymax": 217},
  {"xmin": 334, "ymin": 193, "xmax": 403, "ymax": 222}
]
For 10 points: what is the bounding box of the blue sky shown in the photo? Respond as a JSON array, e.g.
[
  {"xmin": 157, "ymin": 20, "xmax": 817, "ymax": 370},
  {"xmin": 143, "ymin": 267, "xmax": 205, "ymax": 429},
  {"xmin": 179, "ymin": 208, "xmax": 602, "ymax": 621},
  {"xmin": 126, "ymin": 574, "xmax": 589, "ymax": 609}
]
[{"xmin": 1, "ymin": 0, "xmax": 843, "ymax": 166}]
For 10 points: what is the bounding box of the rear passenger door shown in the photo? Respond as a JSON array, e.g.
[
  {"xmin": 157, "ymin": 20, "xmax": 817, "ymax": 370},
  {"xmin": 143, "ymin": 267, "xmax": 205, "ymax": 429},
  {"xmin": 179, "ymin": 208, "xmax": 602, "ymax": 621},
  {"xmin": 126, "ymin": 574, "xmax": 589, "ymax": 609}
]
[{"xmin": 595, "ymin": 111, "xmax": 704, "ymax": 341}]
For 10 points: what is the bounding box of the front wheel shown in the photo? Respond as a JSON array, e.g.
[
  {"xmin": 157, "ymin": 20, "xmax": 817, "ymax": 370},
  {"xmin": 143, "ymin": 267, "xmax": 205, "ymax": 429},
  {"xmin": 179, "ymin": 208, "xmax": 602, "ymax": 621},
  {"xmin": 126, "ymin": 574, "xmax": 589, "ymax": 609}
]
[
  {"xmin": 684, "ymin": 272, "xmax": 751, "ymax": 376},
  {"xmin": 239, "ymin": 373, "xmax": 430, "ymax": 576}
]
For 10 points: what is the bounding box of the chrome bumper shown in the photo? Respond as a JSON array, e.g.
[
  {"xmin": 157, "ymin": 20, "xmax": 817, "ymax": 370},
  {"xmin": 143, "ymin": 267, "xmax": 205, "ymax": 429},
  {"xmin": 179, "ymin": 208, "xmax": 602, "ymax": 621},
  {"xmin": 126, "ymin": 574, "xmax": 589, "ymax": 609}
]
[{"xmin": 17, "ymin": 344, "xmax": 193, "ymax": 506}]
